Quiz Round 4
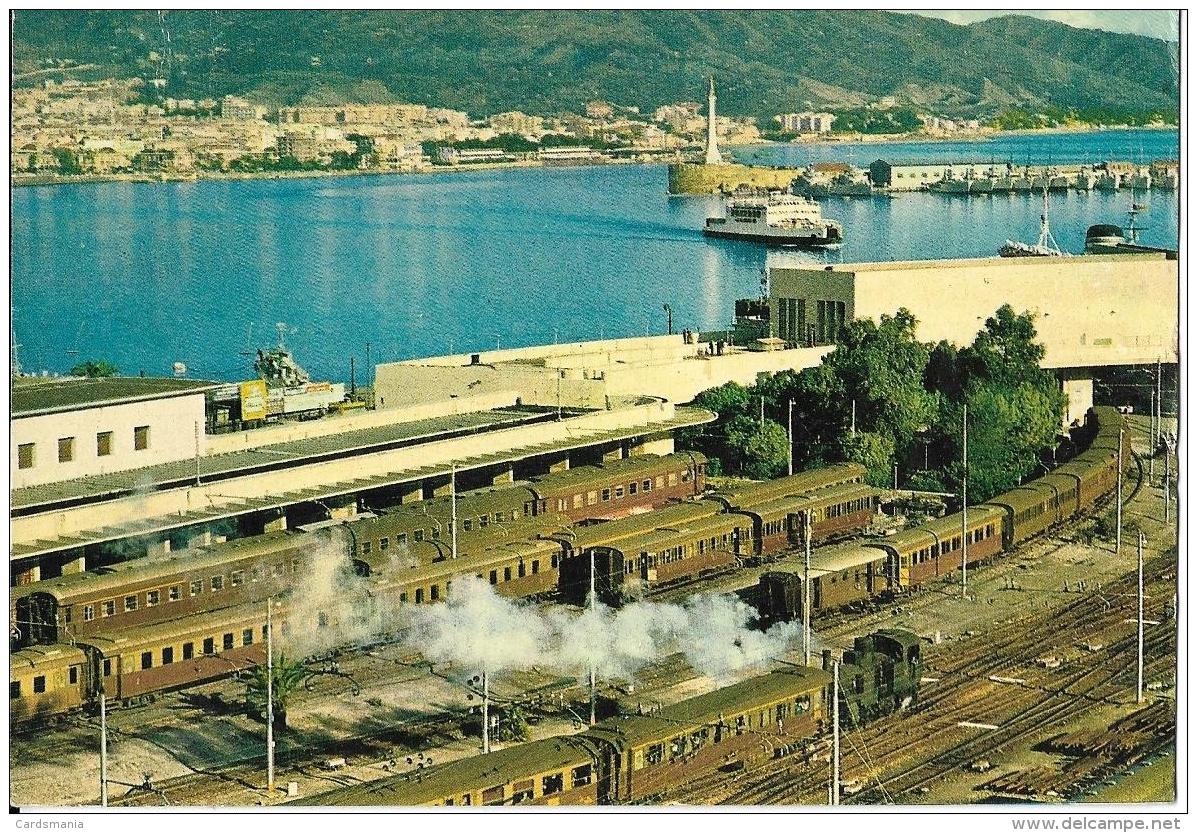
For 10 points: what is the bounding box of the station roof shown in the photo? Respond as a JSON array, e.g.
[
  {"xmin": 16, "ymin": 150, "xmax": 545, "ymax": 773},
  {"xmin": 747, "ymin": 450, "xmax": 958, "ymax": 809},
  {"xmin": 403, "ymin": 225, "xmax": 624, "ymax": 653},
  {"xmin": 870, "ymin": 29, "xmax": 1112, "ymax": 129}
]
[
  {"xmin": 11, "ymin": 406, "xmax": 717, "ymax": 562},
  {"xmin": 12, "ymin": 376, "xmax": 220, "ymax": 417}
]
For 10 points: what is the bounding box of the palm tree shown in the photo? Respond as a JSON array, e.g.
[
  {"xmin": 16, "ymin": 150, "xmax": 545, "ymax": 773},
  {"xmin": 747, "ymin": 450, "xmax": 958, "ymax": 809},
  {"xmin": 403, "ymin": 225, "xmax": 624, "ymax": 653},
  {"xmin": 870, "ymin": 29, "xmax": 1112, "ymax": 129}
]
[{"xmin": 245, "ymin": 654, "xmax": 309, "ymax": 729}]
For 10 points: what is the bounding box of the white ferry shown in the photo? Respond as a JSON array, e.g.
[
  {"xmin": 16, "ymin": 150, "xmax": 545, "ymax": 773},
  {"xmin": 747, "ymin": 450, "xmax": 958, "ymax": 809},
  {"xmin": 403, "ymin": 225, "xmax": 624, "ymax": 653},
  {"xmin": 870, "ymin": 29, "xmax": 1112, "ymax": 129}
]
[{"xmin": 703, "ymin": 191, "xmax": 843, "ymax": 248}]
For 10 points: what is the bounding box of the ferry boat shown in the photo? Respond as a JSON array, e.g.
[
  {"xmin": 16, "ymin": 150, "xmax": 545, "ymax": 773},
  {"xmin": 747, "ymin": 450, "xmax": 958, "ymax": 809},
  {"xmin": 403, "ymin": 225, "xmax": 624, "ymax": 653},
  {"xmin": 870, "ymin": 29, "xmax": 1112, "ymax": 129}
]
[{"xmin": 703, "ymin": 191, "xmax": 843, "ymax": 247}]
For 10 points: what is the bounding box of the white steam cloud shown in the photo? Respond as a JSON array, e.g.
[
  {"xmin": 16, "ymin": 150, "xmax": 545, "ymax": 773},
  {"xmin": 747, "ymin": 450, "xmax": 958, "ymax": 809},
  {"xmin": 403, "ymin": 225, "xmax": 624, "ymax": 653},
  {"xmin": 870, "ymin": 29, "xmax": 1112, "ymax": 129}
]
[{"xmin": 279, "ymin": 535, "xmax": 804, "ymax": 684}]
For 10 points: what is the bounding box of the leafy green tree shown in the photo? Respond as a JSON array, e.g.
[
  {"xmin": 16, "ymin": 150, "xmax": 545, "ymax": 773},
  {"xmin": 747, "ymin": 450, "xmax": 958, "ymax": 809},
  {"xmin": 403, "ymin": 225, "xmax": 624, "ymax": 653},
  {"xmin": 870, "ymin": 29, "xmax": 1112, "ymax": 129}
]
[
  {"xmin": 494, "ymin": 703, "xmax": 529, "ymax": 743},
  {"xmin": 246, "ymin": 654, "xmax": 310, "ymax": 729},
  {"xmin": 836, "ymin": 431, "xmax": 896, "ymax": 487},
  {"xmin": 71, "ymin": 359, "xmax": 119, "ymax": 377},
  {"xmin": 736, "ymin": 419, "xmax": 790, "ymax": 480}
]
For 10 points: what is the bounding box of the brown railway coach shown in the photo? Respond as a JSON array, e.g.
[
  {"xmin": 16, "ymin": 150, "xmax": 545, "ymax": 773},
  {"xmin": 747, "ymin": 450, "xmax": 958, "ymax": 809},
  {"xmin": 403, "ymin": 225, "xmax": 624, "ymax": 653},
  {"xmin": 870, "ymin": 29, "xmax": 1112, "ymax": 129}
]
[
  {"xmin": 871, "ymin": 504, "xmax": 1003, "ymax": 589},
  {"xmin": 10, "ymin": 644, "xmax": 89, "ymax": 724},
  {"xmin": 11, "ymin": 531, "xmax": 309, "ymax": 649},
  {"xmin": 77, "ymin": 602, "xmax": 270, "ymax": 703},
  {"xmin": 709, "ymin": 463, "xmax": 866, "ymax": 508},
  {"xmin": 586, "ymin": 666, "xmax": 829, "ymax": 804},
  {"xmin": 983, "ymin": 482, "xmax": 1064, "ymax": 548},
  {"xmin": 529, "ymin": 451, "xmax": 707, "ymax": 520}
]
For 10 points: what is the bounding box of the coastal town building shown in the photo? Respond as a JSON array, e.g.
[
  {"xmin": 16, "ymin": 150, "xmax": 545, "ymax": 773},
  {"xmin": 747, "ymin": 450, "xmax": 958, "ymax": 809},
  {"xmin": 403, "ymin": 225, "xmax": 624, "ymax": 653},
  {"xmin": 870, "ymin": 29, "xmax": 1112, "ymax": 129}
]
[{"xmin": 777, "ymin": 112, "xmax": 835, "ymax": 133}]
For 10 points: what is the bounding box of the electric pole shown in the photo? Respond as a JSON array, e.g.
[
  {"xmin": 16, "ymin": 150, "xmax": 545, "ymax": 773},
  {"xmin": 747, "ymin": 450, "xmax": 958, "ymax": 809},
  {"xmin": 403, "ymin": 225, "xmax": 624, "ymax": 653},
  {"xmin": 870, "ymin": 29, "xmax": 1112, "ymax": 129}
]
[
  {"xmin": 831, "ymin": 660, "xmax": 840, "ymax": 807},
  {"xmin": 450, "ymin": 463, "xmax": 458, "ymax": 559},
  {"xmin": 803, "ymin": 510, "xmax": 812, "ymax": 667},
  {"xmin": 100, "ymin": 690, "xmax": 109, "ymax": 807},
  {"xmin": 961, "ymin": 404, "xmax": 968, "ymax": 599},
  {"xmin": 589, "ymin": 549, "xmax": 597, "ymax": 726},
  {"xmin": 482, "ymin": 671, "xmax": 490, "ymax": 754},
  {"xmin": 1137, "ymin": 531, "xmax": 1145, "ymax": 704},
  {"xmin": 266, "ymin": 597, "xmax": 275, "ymax": 792},
  {"xmin": 787, "ymin": 399, "xmax": 794, "ymax": 476},
  {"xmin": 1116, "ymin": 428, "xmax": 1124, "ymax": 555}
]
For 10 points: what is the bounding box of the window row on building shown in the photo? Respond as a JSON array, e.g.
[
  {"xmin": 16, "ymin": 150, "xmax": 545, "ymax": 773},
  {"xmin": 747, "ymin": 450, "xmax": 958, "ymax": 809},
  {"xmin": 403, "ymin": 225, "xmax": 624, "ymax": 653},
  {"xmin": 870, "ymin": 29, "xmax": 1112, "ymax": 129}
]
[{"xmin": 17, "ymin": 425, "xmax": 150, "ymax": 470}]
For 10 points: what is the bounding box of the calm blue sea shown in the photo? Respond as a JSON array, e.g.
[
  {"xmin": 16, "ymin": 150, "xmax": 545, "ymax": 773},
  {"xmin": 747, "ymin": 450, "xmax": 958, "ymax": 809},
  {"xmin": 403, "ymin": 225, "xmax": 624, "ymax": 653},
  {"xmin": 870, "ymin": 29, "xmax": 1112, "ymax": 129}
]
[{"xmin": 11, "ymin": 129, "xmax": 1178, "ymax": 383}]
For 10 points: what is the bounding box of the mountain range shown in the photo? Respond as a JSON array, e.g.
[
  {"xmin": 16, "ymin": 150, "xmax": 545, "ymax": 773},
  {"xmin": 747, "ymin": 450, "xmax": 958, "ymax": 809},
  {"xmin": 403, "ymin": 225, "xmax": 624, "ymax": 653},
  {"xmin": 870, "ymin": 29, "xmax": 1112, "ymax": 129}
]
[{"xmin": 11, "ymin": 10, "xmax": 1179, "ymax": 119}]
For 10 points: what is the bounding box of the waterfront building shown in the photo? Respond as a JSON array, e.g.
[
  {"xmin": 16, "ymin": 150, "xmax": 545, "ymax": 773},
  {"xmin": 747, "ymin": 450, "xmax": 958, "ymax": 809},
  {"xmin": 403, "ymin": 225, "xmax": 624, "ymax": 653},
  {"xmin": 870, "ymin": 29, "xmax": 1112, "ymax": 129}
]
[
  {"xmin": 777, "ymin": 112, "xmax": 836, "ymax": 133},
  {"xmin": 11, "ymin": 376, "xmax": 218, "ymax": 492}
]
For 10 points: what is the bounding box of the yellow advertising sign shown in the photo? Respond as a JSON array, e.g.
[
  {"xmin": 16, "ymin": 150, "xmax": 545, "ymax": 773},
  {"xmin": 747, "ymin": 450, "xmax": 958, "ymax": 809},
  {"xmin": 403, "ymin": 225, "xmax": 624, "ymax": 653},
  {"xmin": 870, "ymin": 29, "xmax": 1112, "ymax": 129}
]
[{"xmin": 239, "ymin": 379, "xmax": 269, "ymax": 421}]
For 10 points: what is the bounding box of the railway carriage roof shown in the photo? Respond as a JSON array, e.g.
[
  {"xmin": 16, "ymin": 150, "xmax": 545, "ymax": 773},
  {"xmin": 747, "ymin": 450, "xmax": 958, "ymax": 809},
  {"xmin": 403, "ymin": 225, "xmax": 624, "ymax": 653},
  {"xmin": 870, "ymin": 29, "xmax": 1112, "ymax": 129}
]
[
  {"xmin": 810, "ymin": 545, "xmax": 889, "ymax": 575},
  {"xmin": 76, "ymin": 600, "xmax": 269, "ymax": 651},
  {"xmin": 921, "ymin": 506, "xmax": 1004, "ymax": 538},
  {"xmin": 983, "ymin": 482, "xmax": 1058, "ymax": 513},
  {"xmin": 739, "ymin": 482, "xmax": 877, "ymax": 521},
  {"xmin": 609, "ymin": 512, "xmax": 745, "ymax": 553},
  {"xmin": 290, "ymin": 737, "xmax": 594, "ymax": 806},
  {"xmin": 530, "ymin": 452, "xmax": 704, "ymax": 493},
  {"xmin": 595, "ymin": 667, "xmax": 831, "ymax": 747},
  {"xmin": 11, "ymin": 644, "xmax": 88, "ymax": 671},
  {"xmin": 557, "ymin": 501, "xmax": 720, "ymax": 548},
  {"xmin": 711, "ymin": 464, "xmax": 865, "ymax": 505},
  {"xmin": 873, "ymin": 526, "xmax": 937, "ymax": 553},
  {"xmin": 21, "ymin": 530, "xmax": 309, "ymax": 602}
]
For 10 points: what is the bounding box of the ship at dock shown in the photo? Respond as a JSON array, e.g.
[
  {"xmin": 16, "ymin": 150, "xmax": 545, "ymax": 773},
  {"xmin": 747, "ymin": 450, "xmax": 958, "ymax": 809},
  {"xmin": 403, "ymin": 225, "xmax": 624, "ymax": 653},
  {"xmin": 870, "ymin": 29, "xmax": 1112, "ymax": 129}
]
[
  {"xmin": 998, "ymin": 188, "xmax": 1069, "ymax": 258},
  {"xmin": 703, "ymin": 190, "xmax": 843, "ymax": 248}
]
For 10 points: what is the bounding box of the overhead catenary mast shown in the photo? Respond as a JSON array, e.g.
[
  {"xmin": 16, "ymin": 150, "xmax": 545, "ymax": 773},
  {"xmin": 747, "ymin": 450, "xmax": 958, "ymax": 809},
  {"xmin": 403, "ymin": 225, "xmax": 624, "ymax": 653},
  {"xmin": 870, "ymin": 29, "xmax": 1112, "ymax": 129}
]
[
  {"xmin": 961, "ymin": 404, "xmax": 969, "ymax": 599},
  {"xmin": 450, "ymin": 463, "xmax": 458, "ymax": 560}
]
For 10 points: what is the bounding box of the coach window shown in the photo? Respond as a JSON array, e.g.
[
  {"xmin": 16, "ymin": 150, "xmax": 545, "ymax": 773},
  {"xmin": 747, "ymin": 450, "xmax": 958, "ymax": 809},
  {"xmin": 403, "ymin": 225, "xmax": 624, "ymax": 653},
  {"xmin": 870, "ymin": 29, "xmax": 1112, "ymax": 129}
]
[
  {"xmin": 146, "ymin": 590, "xmax": 160, "ymax": 607},
  {"xmin": 17, "ymin": 442, "xmax": 35, "ymax": 470},
  {"xmin": 361, "ymin": 541, "xmax": 372, "ymax": 556},
  {"xmin": 9, "ymin": 681, "xmax": 19, "ymax": 699},
  {"xmin": 103, "ymin": 600, "xmax": 116, "ymax": 617},
  {"xmin": 542, "ymin": 773, "xmax": 563, "ymax": 796},
  {"xmin": 183, "ymin": 642, "xmax": 194, "ymax": 660},
  {"xmin": 511, "ymin": 780, "xmax": 534, "ymax": 804},
  {"xmin": 531, "ymin": 560, "xmax": 539, "ymax": 575},
  {"xmin": 489, "ymin": 570, "xmax": 498, "ymax": 585},
  {"xmin": 168, "ymin": 585, "xmax": 181, "ymax": 602},
  {"xmin": 251, "ymin": 568, "xmax": 261, "ymax": 583},
  {"xmin": 587, "ymin": 490, "xmax": 598, "ymax": 506},
  {"xmin": 124, "ymin": 595, "xmax": 137, "ymax": 612},
  {"xmin": 243, "ymin": 629, "xmax": 253, "ymax": 646},
  {"xmin": 190, "ymin": 580, "xmax": 203, "ymax": 596},
  {"xmin": 681, "ymin": 468, "xmax": 692, "ymax": 483},
  {"xmin": 479, "ymin": 515, "xmax": 489, "ymax": 529},
  {"xmin": 69, "ymin": 666, "xmax": 79, "ymax": 685},
  {"xmin": 667, "ymin": 473, "xmax": 678, "ymax": 487},
  {"xmin": 33, "ymin": 676, "xmax": 46, "ymax": 694},
  {"xmin": 646, "ymin": 743, "xmax": 664, "ymax": 765},
  {"xmin": 211, "ymin": 576, "xmax": 224, "ymax": 591},
  {"xmin": 103, "ymin": 659, "xmax": 112, "ymax": 676},
  {"xmin": 272, "ymin": 564, "xmax": 284, "ymax": 578},
  {"xmin": 379, "ymin": 537, "xmax": 389, "ymax": 552},
  {"xmin": 614, "ymin": 486, "xmax": 624, "ymax": 499},
  {"xmin": 399, "ymin": 592, "xmax": 408, "ymax": 604},
  {"xmin": 414, "ymin": 529, "xmax": 424, "ymax": 542},
  {"xmin": 552, "ymin": 554, "xmax": 560, "ymax": 569},
  {"xmin": 504, "ymin": 567, "xmax": 512, "ymax": 582},
  {"xmin": 571, "ymin": 765, "xmax": 592, "ymax": 788},
  {"xmin": 628, "ymin": 481, "xmax": 637, "ymax": 495},
  {"xmin": 518, "ymin": 562, "xmax": 526, "ymax": 578},
  {"xmin": 415, "ymin": 589, "xmax": 424, "ymax": 604},
  {"xmin": 430, "ymin": 585, "xmax": 440, "ymax": 602},
  {"xmin": 397, "ymin": 533, "xmax": 408, "ymax": 545},
  {"xmin": 223, "ymin": 633, "xmax": 234, "ymax": 651},
  {"xmin": 162, "ymin": 647, "xmax": 174, "ymax": 665},
  {"xmin": 83, "ymin": 605, "xmax": 95, "ymax": 622},
  {"xmin": 141, "ymin": 652, "xmax": 153, "ymax": 670},
  {"xmin": 573, "ymin": 494, "xmax": 583, "ymax": 509},
  {"xmin": 481, "ymin": 786, "xmax": 504, "ymax": 806},
  {"xmin": 601, "ymin": 489, "xmax": 611, "ymax": 502},
  {"xmin": 643, "ymin": 479, "xmax": 652, "ymax": 492}
]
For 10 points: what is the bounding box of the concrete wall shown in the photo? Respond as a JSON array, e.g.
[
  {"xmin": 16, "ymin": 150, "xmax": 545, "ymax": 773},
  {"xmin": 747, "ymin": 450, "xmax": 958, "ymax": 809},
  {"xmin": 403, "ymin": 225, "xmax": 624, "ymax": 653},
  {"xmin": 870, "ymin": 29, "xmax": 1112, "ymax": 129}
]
[
  {"xmin": 772, "ymin": 254, "xmax": 1179, "ymax": 368},
  {"xmin": 11, "ymin": 393, "xmax": 207, "ymax": 489},
  {"xmin": 375, "ymin": 363, "xmax": 607, "ymax": 410}
]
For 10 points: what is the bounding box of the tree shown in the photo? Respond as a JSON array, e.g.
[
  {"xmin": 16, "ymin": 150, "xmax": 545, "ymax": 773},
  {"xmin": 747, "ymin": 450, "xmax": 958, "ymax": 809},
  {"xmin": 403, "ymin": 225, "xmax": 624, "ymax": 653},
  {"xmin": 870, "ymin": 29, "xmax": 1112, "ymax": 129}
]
[
  {"xmin": 245, "ymin": 653, "xmax": 310, "ymax": 729},
  {"xmin": 737, "ymin": 420, "xmax": 790, "ymax": 480},
  {"xmin": 494, "ymin": 702, "xmax": 529, "ymax": 743},
  {"xmin": 836, "ymin": 431, "xmax": 896, "ymax": 487},
  {"xmin": 71, "ymin": 359, "xmax": 119, "ymax": 377}
]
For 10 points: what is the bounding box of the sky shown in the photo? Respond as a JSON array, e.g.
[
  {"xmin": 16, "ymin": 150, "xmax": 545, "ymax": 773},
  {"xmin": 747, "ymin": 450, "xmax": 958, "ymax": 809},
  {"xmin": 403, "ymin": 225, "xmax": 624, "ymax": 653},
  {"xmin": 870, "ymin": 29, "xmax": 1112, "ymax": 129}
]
[{"xmin": 901, "ymin": 10, "xmax": 1180, "ymax": 41}]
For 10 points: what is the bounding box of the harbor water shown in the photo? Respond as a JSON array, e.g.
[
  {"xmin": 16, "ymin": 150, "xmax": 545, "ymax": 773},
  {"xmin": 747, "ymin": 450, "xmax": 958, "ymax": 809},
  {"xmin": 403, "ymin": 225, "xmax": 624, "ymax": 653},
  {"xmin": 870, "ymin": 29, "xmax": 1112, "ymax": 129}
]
[{"xmin": 11, "ymin": 129, "xmax": 1178, "ymax": 383}]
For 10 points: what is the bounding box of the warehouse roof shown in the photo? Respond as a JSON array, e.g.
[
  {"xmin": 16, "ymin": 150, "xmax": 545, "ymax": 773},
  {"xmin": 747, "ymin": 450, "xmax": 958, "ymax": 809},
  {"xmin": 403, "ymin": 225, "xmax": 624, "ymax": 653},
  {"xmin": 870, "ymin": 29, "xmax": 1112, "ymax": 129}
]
[{"xmin": 12, "ymin": 376, "xmax": 220, "ymax": 417}]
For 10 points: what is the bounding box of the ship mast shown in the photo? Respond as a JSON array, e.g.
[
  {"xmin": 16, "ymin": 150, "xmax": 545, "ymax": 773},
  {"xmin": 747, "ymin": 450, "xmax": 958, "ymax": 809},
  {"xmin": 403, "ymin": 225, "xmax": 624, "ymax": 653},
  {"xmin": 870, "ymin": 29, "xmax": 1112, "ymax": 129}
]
[{"xmin": 1035, "ymin": 187, "xmax": 1062, "ymax": 252}]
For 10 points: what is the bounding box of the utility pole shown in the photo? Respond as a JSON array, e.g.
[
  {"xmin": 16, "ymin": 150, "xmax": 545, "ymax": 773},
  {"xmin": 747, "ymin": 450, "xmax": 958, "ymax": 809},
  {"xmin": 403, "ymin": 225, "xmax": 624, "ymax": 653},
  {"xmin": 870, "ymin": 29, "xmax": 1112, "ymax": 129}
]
[
  {"xmin": 1137, "ymin": 532, "xmax": 1145, "ymax": 704},
  {"xmin": 787, "ymin": 399, "xmax": 795, "ymax": 476},
  {"xmin": 759, "ymin": 396, "xmax": 765, "ymax": 428},
  {"xmin": 450, "ymin": 463, "xmax": 458, "ymax": 560},
  {"xmin": 850, "ymin": 399, "xmax": 856, "ymax": 436},
  {"xmin": 1164, "ymin": 444, "xmax": 1171, "ymax": 523},
  {"xmin": 831, "ymin": 660, "xmax": 840, "ymax": 807},
  {"xmin": 893, "ymin": 463, "xmax": 898, "ymax": 491},
  {"xmin": 589, "ymin": 549, "xmax": 596, "ymax": 725},
  {"xmin": 662, "ymin": 304, "xmax": 673, "ymax": 336},
  {"xmin": 1149, "ymin": 388, "xmax": 1156, "ymax": 482},
  {"xmin": 803, "ymin": 510, "xmax": 812, "ymax": 667},
  {"xmin": 1116, "ymin": 428, "xmax": 1124, "ymax": 555},
  {"xmin": 349, "ymin": 356, "xmax": 356, "ymax": 399},
  {"xmin": 100, "ymin": 690, "xmax": 109, "ymax": 808},
  {"xmin": 482, "ymin": 671, "xmax": 490, "ymax": 754},
  {"xmin": 266, "ymin": 597, "xmax": 275, "ymax": 793},
  {"xmin": 961, "ymin": 404, "xmax": 969, "ymax": 600},
  {"xmin": 1156, "ymin": 358, "xmax": 1163, "ymax": 449}
]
